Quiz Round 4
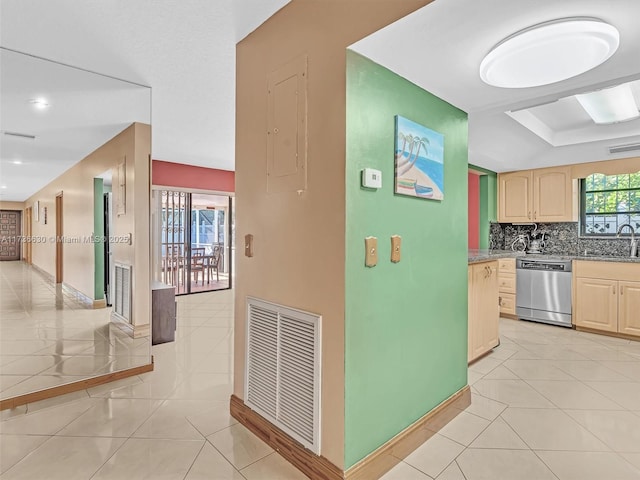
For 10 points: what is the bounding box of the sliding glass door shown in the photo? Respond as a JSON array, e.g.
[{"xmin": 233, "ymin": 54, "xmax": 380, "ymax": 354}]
[{"xmin": 155, "ymin": 190, "xmax": 232, "ymax": 294}]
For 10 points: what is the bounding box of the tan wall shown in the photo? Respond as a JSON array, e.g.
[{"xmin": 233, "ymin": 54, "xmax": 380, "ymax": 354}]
[
  {"xmin": 235, "ymin": 0, "xmax": 431, "ymax": 468},
  {"xmin": 0, "ymin": 201, "xmax": 25, "ymax": 211},
  {"xmin": 25, "ymin": 123, "xmax": 150, "ymax": 327}
]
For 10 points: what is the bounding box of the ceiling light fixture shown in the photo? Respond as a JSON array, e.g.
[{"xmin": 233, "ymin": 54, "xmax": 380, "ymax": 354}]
[
  {"xmin": 12, "ymin": 160, "xmax": 23, "ymax": 165},
  {"xmin": 575, "ymin": 83, "xmax": 640, "ymax": 124},
  {"xmin": 29, "ymin": 98, "xmax": 50, "ymax": 109},
  {"xmin": 480, "ymin": 18, "xmax": 619, "ymax": 88}
]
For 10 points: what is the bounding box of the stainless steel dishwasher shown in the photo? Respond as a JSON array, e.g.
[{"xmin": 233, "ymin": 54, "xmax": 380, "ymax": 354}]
[{"xmin": 516, "ymin": 258, "xmax": 572, "ymax": 327}]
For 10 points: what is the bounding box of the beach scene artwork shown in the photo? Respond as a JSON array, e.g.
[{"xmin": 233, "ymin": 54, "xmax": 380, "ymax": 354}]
[{"xmin": 394, "ymin": 115, "xmax": 444, "ymax": 200}]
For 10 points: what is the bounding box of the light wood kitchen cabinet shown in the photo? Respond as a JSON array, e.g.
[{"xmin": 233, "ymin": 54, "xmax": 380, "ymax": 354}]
[
  {"xmin": 619, "ymin": 281, "xmax": 640, "ymax": 336},
  {"xmin": 574, "ymin": 261, "xmax": 640, "ymax": 338},
  {"xmin": 468, "ymin": 261, "xmax": 499, "ymax": 363},
  {"xmin": 498, "ymin": 258, "xmax": 516, "ymax": 316},
  {"xmin": 498, "ymin": 166, "xmax": 574, "ymax": 223}
]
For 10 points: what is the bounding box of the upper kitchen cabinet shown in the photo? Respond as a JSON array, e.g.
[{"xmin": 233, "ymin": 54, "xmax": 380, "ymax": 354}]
[{"xmin": 498, "ymin": 166, "xmax": 574, "ymax": 223}]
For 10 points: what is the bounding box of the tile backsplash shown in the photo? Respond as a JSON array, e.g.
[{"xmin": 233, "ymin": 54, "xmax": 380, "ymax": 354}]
[{"xmin": 489, "ymin": 222, "xmax": 634, "ymax": 257}]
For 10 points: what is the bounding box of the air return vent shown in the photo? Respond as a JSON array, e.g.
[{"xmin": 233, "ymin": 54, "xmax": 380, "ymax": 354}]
[
  {"xmin": 113, "ymin": 263, "xmax": 132, "ymax": 322},
  {"xmin": 245, "ymin": 297, "xmax": 321, "ymax": 454},
  {"xmin": 608, "ymin": 142, "xmax": 640, "ymax": 154}
]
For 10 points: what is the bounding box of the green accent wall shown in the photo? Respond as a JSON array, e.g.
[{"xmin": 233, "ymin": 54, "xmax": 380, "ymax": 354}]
[
  {"xmin": 345, "ymin": 51, "xmax": 469, "ymax": 468},
  {"xmin": 93, "ymin": 178, "xmax": 104, "ymax": 300},
  {"xmin": 469, "ymin": 164, "xmax": 497, "ymax": 249}
]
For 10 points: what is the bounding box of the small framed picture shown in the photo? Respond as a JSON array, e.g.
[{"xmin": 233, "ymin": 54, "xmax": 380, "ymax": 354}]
[{"xmin": 34, "ymin": 201, "xmax": 40, "ymax": 222}]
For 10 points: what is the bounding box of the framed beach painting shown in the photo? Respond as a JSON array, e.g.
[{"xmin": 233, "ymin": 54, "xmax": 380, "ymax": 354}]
[{"xmin": 394, "ymin": 115, "xmax": 444, "ymax": 200}]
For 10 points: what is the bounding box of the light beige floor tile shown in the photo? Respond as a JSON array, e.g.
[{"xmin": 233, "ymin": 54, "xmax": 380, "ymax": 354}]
[
  {"xmin": 381, "ymin": 461, "xmax": 434, "ymax": 479},
  {"xmin": 600, "ymin": 361, "xmax": 640, "ymax": 382},
  {"xmin": 186, "ymin": 401, "xmax": 238, "ymax": 437},
  {"xmin": 207, "ymin": 423, "xmax": 273, "ymax": 470},
  {"xmin": 1, "ymin": 436, "xmax": 124, "ymax": 480},
  {"xmin": 481, "ymin": 365, "xmax": 519, "ymax": 380},
  {"xmin": 0, "ymin": 434, "xmax": 50, "ymax": 474},
  {"xmin": 472, "ymin": 379, "xmax": 555, "ymax": 408},
  {"xmin": 184, "ymin": 442, "xmax": 244, "ymax": 480},
  {"xmin": 0, "ymin": 398, "xmax": 96, "ymax": 435},
  {"xmin": 0, "ymin": 375, "xmax": 29, "ymax": 393},
  {"xmin": 0, "ymin": 354, "xmax": 66, "ymax": 375},
  {"xmin": 403, "ymin": 433, "xmax": 465, "ymax": 478},
  {"xmin": 514, "ymin": 344, "xmax": 589, "ymax": 361},
  {"xmin": 485, "ymin": 346, "xmax": 519, "ymax": 361},
  {"xmin": 567, "ymin": 344, "xmax": 638, "ymax": 361},
  {"xmin": 503, "ymin": 359, "xmax": 573, "ymax": 380},
  {"xmin": 620, "ymin": 453, "xmax": 640, "ymax": 471},
  {"xmin": 435, "ymin": 461, "xmax": 466, "ymax": 480},
  {"xmin": 552, "ymin": 360, "xmax": 631, "ymax": 382},
  {"xmin": 536, "ymin": 450, "xmax": 640, "ymax": 480},
  {"xmin": 132, "ymin": 400, "xmax": 209, "ymax": 440},
  {"xmin": 583, "ymin": 381, "xmax": 640, "ymax": 411},
  {"xmin": 467, "ymin": 369, "xmax": 484, "ymax": 386},
  {"xmin": 565, "ymin": 409, "xmax": 640, "ymax": 452},
  {"xmin": 241, "ymin": 452, "xmax": 308, "ymax": 479},
  {"xmin": 501, "ymin": 408, "xmax": 609, "ymax": 451},
  {"xmin": 527, "ymin": 380, "xmax": 624, "ymax": 410},
  {"xmin": 169, "ymin": 373, "xmax": 233, "ymax": 401},
  {"xmin": 468, "ymin": 356, "xmax": 503, "ymax": 375},
  {"xmin": 456, "ymin": 448, "xmax": 556, "ymax": 480},
  {"xmin": 91, "ymin": 438, "xmax": 203, "ymax": 480},
  {"xmin": 59, "ymin": 398, "xmax": 162, "ymax": 437},
  {"xmin": 437, "ymin": 411, "xmax": 490, "ymax": 446},
  {"xmin": 464, "ymin": 393, "xmax": 507, "ymax": 421},
  {"xmin": 469, "ymin": 417, "xmax": 528, "ymax": 450},
  {"xmin": 0, "ymin": 374, "xmax": 77, "ymax": 398}
]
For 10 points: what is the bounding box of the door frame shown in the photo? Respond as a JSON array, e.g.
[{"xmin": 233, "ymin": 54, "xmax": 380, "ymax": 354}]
[
  {"xmin": 55, "ymin": 193, "xmax": 63, "ymax": 283},
  {"xmin": 24, "ymin": 207, "xmax": 32, "ymax": 263}
]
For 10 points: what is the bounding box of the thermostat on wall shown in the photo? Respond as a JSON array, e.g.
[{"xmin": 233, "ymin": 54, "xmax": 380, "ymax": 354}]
[{"xmin": 362, "ymin": 168, "xmax": 382, "ymax": 189}]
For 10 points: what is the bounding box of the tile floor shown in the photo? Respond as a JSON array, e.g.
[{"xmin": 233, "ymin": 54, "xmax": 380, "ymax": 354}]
[
  {"xmin": 1, "ymin": 272, "xmax": 640, "ymax": 478},
  {"xmin": 0, "ymin": 261, "xmax": 149, "ymax": 398}
]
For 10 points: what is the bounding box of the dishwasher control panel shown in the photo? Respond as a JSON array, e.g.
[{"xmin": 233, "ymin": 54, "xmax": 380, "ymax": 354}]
[{"xmin": 516, "ymin": 259, "xmax": 572, "ymax": 272}]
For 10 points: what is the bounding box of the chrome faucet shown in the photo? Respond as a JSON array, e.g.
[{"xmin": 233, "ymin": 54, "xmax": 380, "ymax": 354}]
[{"xmin": 617, "ymin": 224, "xmax": 638, "ymax": 257}]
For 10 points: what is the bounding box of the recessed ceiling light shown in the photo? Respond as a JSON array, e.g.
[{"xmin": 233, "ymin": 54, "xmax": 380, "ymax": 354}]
[
  {"xmin": 29, "ymin": 98, "xmax": 50, "ymax": 109},
  {"xmin": 575, "ymin": 82, "xmax": 640, "ymax": 124},
  {"xmin": 12, "ymin": 160, "xmax": 22, "ymax": 165},
  {"xmin": 0, "ymin": 186, "xmax": 7, "ymax": 189},
  {"xmin": 480, "ymin": 18, "xmax": 619, "ymax": 88}
]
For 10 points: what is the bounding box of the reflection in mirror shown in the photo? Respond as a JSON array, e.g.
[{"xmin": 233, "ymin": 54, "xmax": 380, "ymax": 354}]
[{"xmin": 0, "ymin": 48, "xmax": 152, "ymax": 405}]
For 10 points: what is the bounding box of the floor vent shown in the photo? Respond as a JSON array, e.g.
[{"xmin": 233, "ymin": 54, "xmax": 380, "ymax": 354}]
[
  {"xmin": 113, "ymin": 263, "xmax": 132, "ymax": 322},
  {"xmin": 245, "ymin": 297, "xmax": 321, "ymax": 454}
]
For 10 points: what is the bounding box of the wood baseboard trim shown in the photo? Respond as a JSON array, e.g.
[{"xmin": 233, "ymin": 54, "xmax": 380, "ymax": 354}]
[
  {"xmin": 93, "ymin": 298, "xmax": 107, "ymax": 309},
  {"xmin": 500, "ymin": 313, "xmax": 519, "ymax": 320},
  {"xmin": 230, "ymin": 394, "xmax": 343, "ymax": 480},
  {"xmin": 0, "ymin": 358, "xmax": 154, "ymax": 411},
  {"xmin": 575, "ymin": 326, "xmax": 639, "ymax": 342},
  {"xmin": 110, "ymin": 314, "xmax": 150, "ymax": 339},
  {"xmin": 230, "ymin": 385, "xmax": 470, "ymax": 480}
]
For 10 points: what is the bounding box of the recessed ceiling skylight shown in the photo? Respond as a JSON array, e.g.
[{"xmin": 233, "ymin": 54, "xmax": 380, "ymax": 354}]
[
  {"xmin": 480, "ymin": 18, "xmax": 620, "ymax": 88},
  {"xmin": 575, "ymin": 83, "xmax": 640, "ymax": 124}
]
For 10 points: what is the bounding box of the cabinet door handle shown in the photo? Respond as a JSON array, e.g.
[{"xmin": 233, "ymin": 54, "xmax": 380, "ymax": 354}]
[
  {"xmin": 499, "ymin": 296, "xmax": 502, "ymax": 306},
  {"xmin": 613, "ymin": 285, "xmax": 616, "ymax": 295},
  {"xmin": 534, "ymin": 211, "xmax": 537, "ymax": 219},
  {"xmin": 621, "ymin": 286, "xmax": 624, "ymax": 295},
  {"xmin": 528, "ymin": 211, "xmax": 531, "ymax": 219}
]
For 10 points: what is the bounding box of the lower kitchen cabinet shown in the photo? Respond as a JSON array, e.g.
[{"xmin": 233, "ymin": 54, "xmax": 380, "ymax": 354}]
[
  {"xmin": 574, "ymin": 261, "xmax": 640, "ymax": 338},
  {"xmin": 498, "ymin": 258, "xmax": 516, "ymax": 316},
  {"xmin": 468, "ymin": 261, "xmax": 499, "ymax": 363}
]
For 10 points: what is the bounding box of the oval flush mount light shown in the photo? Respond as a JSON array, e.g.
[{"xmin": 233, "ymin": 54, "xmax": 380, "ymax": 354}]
[{"xmin": 480, "ymin": 18, "xmax": 619, "ymax": 88}]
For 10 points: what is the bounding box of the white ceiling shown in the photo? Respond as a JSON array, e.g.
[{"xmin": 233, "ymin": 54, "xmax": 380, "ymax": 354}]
[
  {"xmin": 1, "ymin": 0, "xmax": 638, "ymax": 203},
  {"xmin": 0, "ymin": 0, "xmax": 289, "ymax": 201},
  {"xmin": 351, "ymin": 0, "xmax": 640, "ymax": 172}
]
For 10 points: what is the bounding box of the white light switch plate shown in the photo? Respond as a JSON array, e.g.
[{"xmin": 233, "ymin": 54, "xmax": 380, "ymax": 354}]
[{"xmin": 362, "ymin": 168, "xmax": 382, "ymax": 189}]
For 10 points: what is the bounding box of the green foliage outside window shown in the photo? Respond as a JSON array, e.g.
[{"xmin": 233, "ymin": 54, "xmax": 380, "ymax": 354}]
[{"xmin": 582, "ymin": 172, "xmax": 640, "ymax": 235}]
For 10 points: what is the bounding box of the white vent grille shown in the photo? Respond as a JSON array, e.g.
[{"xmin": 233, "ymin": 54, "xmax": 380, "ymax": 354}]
[
  {"xmin": 114, "ymin": 263, "xmax": 132, "ymax": 323},
  {"xmin": 608, "ymin": 142, "xmax": 640, "ymax": 154},
  {"xmin": 246, "ymin": 297, "xmax": 321, "ymax": 454}
]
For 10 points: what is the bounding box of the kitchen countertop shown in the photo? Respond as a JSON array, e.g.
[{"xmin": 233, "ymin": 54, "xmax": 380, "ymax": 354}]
[{"xmin": 468, "ymin": 249, "xmax": 640, "ymax": 264}]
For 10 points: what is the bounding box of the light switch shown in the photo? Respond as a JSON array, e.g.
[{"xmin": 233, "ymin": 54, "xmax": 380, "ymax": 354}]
[
  {"xmin": 244, "ymin": 234, "xmax": 254, "ymax": 257},
  {"xmin": 365, "ymin": 236, "xmax": 378, "ymax": 267},
  {"xmin": 391, "ymin": 235, "xmax": 401, "ymax": 263}
]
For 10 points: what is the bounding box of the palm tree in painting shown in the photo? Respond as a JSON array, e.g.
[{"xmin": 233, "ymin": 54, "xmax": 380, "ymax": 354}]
[
  {"xmin": 396, "ymin": 132, "xmax": 407, "ymax": 161},
  {"xmin": 396, "ymin": 133, "xmax": 416, "ymax": 168},
  {"xmin": 398, "ymin": 136, "xmax": 429, "ymax": 176}
]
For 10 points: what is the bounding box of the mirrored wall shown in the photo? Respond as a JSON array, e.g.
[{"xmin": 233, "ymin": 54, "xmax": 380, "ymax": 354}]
[{"xmin": 0, "ymin": 48, "xmax": 152, "ymax": 405}]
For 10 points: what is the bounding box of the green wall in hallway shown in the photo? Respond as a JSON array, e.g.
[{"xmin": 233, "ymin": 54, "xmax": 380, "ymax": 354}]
[
  {"xmin": 93, "ymin": 178, "xmax": 104, "ymax": 300},
  {"xmin": 469, "ymin": 164, "xmax": 497, "ymax": 249},
  {"xmin": 345, "ymin": 51, "xmax": 469, "ymax": 468}
]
